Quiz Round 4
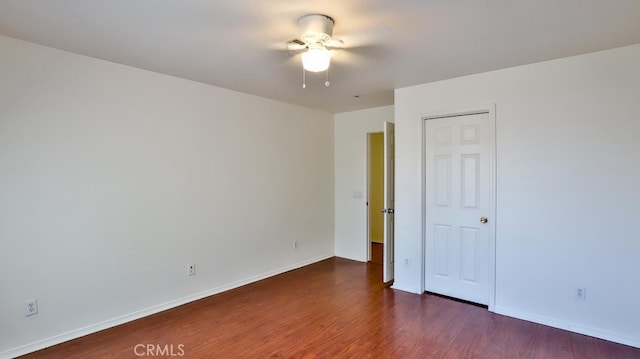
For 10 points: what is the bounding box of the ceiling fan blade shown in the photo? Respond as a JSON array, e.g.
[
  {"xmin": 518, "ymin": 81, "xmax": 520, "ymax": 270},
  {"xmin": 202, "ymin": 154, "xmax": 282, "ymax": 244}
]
[
  {"xmin": 336, "ymin": 26, "xmax": 394, "ymax": 49},
  {"xmin": 268, "ymin": 39, "xmax": 305, "ymax": 52},
  {"xmin": 286, "ymin": 39, "xmax": 307, "ymax": 51},
  {"xmin": 330, "ymin": 49, "xmax": 368, "ymax": 66},
  {"xmin": 325, "ymin": 39, "xmax": 344, "ymax": 48}
]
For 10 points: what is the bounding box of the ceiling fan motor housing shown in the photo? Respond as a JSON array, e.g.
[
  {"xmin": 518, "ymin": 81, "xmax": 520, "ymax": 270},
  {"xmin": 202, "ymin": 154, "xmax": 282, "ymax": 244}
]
[{"xmin": 298, "ymin": 14, "xmax": 334, "ymax": 44}]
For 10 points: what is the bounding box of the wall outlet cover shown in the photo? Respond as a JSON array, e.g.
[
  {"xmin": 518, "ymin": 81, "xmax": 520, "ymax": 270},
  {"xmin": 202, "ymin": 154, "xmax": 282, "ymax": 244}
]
[{"xmin": 25, "ymin": 298, "xmax": 38, "ymax": 317}]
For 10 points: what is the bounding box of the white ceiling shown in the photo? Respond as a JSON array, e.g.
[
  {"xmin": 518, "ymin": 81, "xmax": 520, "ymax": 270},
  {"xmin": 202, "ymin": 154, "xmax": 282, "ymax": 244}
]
[{"xmin": 1, "ymin": 1, "xmax": 639, "ymax": 114}]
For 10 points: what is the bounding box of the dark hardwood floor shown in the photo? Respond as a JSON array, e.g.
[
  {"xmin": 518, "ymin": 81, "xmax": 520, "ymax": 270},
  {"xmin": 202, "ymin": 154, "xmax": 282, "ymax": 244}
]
[{"xmin": 22, "ymin": 258, "xmax": 639, "ymax": 358}]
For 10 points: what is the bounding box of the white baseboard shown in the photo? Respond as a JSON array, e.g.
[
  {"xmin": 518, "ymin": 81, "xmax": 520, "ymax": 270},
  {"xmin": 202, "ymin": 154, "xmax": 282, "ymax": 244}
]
[
  {"xmin": 1, "ymin": 254, "xmax": 334, "ymax": 359},
  {"xmin": 494, "ymin": 305, "xmax": 640, "ymax": 349}
]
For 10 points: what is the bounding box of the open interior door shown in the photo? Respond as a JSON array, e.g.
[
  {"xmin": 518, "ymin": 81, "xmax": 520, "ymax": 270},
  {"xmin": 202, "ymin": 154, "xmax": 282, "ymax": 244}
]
[{"xmin": 383, "ymin": 121, "xmax": 395, "ymax": 283}]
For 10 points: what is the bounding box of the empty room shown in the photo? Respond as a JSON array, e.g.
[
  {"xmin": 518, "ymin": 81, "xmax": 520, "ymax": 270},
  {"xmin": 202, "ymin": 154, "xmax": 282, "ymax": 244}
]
[{"xmin": 1, "ymin": 1, "xmax": 639, "ymax": 358}]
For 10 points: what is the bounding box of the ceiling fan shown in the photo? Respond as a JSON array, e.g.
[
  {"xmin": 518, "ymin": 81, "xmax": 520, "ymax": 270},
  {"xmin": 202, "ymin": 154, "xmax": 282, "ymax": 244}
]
[
  {"xmin": 288, "ymin": 15, "xmax": 341, "ymax": 70},
  {"xmin": 284, "ymin": 13, "xmax": 393, "ymax": 89},
  {"xmin": 286, "ymin": 14, "xmax": 345, "ymax": 88}
]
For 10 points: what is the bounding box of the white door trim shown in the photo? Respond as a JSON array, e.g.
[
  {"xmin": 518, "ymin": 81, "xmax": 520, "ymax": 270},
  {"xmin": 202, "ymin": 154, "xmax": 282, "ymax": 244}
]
[{"xmin": 421, "ymin": 105, "xmax": 497, "ymax": 311}]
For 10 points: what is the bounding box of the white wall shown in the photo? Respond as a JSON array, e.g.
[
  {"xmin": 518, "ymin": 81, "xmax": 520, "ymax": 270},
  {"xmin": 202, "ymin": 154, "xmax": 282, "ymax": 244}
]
[
  {"xmin": 394, "ymin": 44, "xmax": 640, "ymax": 347},
  {"xmin": 0, "ymin": 35, "xmax": 335, "ymax": 357},
  {"xmin": 334, "ymin": 106, "xmax": 394, "ymax": 261}
]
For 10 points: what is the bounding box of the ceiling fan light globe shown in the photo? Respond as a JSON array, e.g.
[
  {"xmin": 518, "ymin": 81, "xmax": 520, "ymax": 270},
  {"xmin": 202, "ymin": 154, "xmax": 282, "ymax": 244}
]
[{"xmin": 302, "ymin": 47, "xmax": 330, "ymax": 72}]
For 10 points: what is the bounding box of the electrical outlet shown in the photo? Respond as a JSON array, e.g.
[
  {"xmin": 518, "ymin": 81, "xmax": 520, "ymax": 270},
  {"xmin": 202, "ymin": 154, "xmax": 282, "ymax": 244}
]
[
  {"xmin": 188, "ymin": 264, "xmax": 196, "ymax": 276},
  {"xmin": 25, "ymin": 298, "xmax": 38, "ymax": 317},
  {"xmin": 404, "ymin": 258, "xmax": 410, "ymax": 267},
  {"xmin": 293, "ymin": 240, "xmax": 298, "ymax": 250},
  {"xmin": 576, "ymin": 288, "xmax": 586, "ymax": 301}
]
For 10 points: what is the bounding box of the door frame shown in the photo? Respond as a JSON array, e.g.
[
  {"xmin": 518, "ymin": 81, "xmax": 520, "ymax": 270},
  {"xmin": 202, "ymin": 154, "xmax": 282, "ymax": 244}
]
[{"xmin": 421, "ymin": 105, "xmax": 497, "ymax": 311}]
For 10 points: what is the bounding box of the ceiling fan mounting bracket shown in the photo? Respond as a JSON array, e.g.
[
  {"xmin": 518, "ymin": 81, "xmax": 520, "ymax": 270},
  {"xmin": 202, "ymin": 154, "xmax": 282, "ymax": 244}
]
[{"xmin": 298, "ymin": 14, "xmax": 334, "ymax": 45}]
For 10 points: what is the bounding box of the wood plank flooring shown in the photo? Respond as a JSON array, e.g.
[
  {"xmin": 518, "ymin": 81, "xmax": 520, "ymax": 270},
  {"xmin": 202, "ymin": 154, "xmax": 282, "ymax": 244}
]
[{"xmin": 22, "ymin": 257, "xmax": 640, "ymax": 358}]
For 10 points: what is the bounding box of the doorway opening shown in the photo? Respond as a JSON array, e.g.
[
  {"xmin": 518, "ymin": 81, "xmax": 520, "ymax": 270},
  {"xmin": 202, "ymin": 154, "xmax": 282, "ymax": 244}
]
[
  {"xmin": 367, "ymin": 132, "xmax": 384, "ymax": 265},
  {"xmin": 367, "ymin": 121, "xmax": 395, "ymax": 284}
]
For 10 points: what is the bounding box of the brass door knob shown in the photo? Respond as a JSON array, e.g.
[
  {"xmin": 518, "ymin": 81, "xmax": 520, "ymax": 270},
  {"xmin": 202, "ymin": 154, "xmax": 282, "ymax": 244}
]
[{"xmin": 480, "ymin": 217, "xmax": 488, "ymax": 223}]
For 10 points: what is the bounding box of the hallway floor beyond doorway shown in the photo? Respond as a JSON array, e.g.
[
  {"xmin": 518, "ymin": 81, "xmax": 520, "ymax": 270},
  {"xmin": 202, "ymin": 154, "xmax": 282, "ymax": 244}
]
[{"xmin": 370, "ymin": 241, "xmax": 383, "ymax": 264}]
